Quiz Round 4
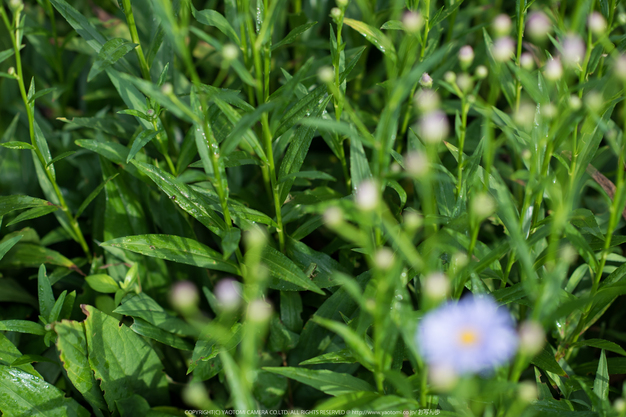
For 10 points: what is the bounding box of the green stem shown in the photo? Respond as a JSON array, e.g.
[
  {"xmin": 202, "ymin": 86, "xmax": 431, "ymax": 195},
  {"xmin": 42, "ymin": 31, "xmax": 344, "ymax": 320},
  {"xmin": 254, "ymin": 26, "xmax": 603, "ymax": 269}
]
[
  {"xmin": 121, "ymin": 0, "xmax": 151, "ymax": 81},
  {"xmin": 456, "ymin": 97, "xmax": 469, "ymax": 197},
  {"xmin": 513, "ymin": 0, "xmax": 525, "ymax": 112}
]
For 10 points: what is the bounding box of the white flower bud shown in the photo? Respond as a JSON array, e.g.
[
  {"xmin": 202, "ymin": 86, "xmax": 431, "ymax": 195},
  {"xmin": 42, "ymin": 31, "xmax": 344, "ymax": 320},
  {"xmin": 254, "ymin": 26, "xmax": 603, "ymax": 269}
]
[
  {"xmin": 147, "ymin": 109, "xmax": 155, "ymax": 117},
  {"xmin": 471, "ymin": 192, "xmax": 496, "ymax": 220},
  {"xmin": 317, "ymin": 66, "xmax": 335, "ymax": 84},
  {"xmin": 214, "ymin": 278, "xmax": 242, "ymax": 311},
  {"xmin": 170, "ymin": 281, "xmax": 199, "ymax": 314},
  {"xmin": 514, "ymin": 102, "xmax": 536, "ymax": 127},
  {"xmin": 518, "ymin": 321, "xmax": 545, "ymax": 356},
  {"xmin": 222, "ymin": 44, "xmax": 239, "ymax": 61},
  {"xmin": 493, "ymin": 14, "xmax": 512, "ymax": 37},
  {"xmin": 585, "ymin": 91, "xmax": 603, "ymax": 113},
  {"xmin": 182, "ymin": 382, "xmax": 208, "ymax": 408},
  {"xmin": 569, "ymin": 95, "xmax": 582, "ymax": 110},
  {"xmin": 543, "ymin": 58, "xmax": 563, "ymax": 81},
  {"xmin": 542, "ymin": 103, "xmax": 557, "ymax": 119},
  {"xmin": 620, "ymin": 13, "xmax": 626, "ymax": 25},
  {"xmin": 244, "ymin": 226, "xmax": 266, "ymax": 249},
  {"xmin": 561, "ymin": 35, "xmax": 585, "ymax": 67},
  {"xmin": 520, "ymin": 52, "xmax": 535, "ymax": 70},
  {"xmin": 402, "ymin": 11, "xmax": 423, "ymax": 33},
  {"xmin": 423, "ymin": 272, "xmax": 450, "ymax": 300},
  {"xmin": 518, "ymin": 381, "xmax": 538, "ymax": 402},
  {"xmin": 7, "ymin": 67, "xmax": 15, "ymax": 76},
  {"xmin": 588, "ymin": 12, "xmax": 607, "ymax": 35},
  {"xmin": 452, "ymin": 252, "xmax": 468, "ymax": 269},
  {"xmin": 418, "ymin": 111, "xmax": 449, "ymax": 144},
  {"xmin": 161, "ymin": 82, "xmax": 173, "ymax": 95},
  {"xmin": 475, "ymin": 65, "xmax": 488, "ymax": 79},
  {"xmin": 429, "ymin": 364, "xmax": 458, "ymax": 392},
  {"xmin": 419, "ymin": 72, "xmax": 433, "ymax": 88},
  {"xmin": 614, "ymin": 55, "xmax": 626, "ymax": 81},
  {"xmin": 443, "ymin": 71, "xmax": 456, "ymax": 84},
  {"xmin": 405, "ymin": 151, "xmax": 429, "ymax": 177},
  {"xmin": 374, "ymin": 247, "xmax": 394, "ymax": 270},
  {"xmin": 615, "ymin": 399, "xmax": 626, "ymax": 413},
  {"xmin": 403, "ymin": 210, "xmax": 422, "ymax": 230},
  {"xmin": 526, "ymin": 12, "xmax": 552, "ymax": 41},
  {"xmin": 247, "ymin": 299, "xmax": 273, "ymax": 323},
  {"xmin": 330, "ymin": 7, "xmax": 342, "ymax": 20},
  {"xmin": 458, "ymin": 46, "xmax": 474, "ymax": 70},
  {"xmin": 456, "ymin": 73, "xmax": 473, "ymax": 93},
  {"xmin": 323, "ymin": 206, "xmax": 343, "ymax": 227},
  {"xmin": 355, "ymin": 180, "xmax": 379, "ymax": 211},
  {"xmin": 336, "ymin": 0, "xmax": 348, "ymax": 8},
  {"xmin": 559, "ymin": 244, "xmax": 578, "ymax": 265},
  {"xmin": 492, "ymin": 37, "xmax": 515, "ymax": 62},
  {"xmin": 414, "ymin": 89, "xmax": 440, "ymax": 113},
  {"xmin": 390, "ymin": 162, "xmax": 401, "ymax": 173},
  {"xmin": 9, "ymin": 0, "xmax": 22, "ymax": 10}
]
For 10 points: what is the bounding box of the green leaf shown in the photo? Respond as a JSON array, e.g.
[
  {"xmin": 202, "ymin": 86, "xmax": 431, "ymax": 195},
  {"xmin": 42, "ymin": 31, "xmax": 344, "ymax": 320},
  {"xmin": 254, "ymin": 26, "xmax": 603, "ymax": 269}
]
[
  {"xmin": 55, "ymin": 320, "xmax": 108, "ymax": 412},
  {"xmin": 88, "ymin": 38, "xmax": 137, "ymax": 82},
  {"xmin": 271, "ymin": 22, "xmax": 317, "ymax": 50},
  {"xmin": 0, "ymin": 320, "xmax": 45, "ymax": 335},
  {"xmin": 0, "ymin": 243, "xmax": 76, "ymax": 269},
  {"xmin": 126, "ymin": 130, "xmax": 160, "ymax": 163},
  {"xmin": 0, "ymin": 333, "xmax": 41, "ymax": 376},
  {"xmin": 0, "ymin": 141, "xmax": 35, "ymax": 150},
  {"xmin": 262, "ymin": 367, "xmax": 375, "ymax": 396},
  {"xmin": 594, "ymin": 350, "xmax": 609, "ymax": 402},
  {"xmin": 380, "ymin": 20, "xmax": 404, "ymax": 30},
  {"xmin": 37, "ymin": 264, "xmax": 54, "ymax": 319},
  {"xmin": 130, "ymin": 318, "xmax": 194, "ymax": 351},
  {"xmin": 571, "ymin": 339, "xmax": 626, "ymax": 357},
  {"xmin": 262, "ymin": 246, "xmax": 325, "ymax": 294},
  {"xmin": 531, "ymin": 346, "xmax": 566, "ymax": 376},
  {"xmin": 86, "ymin": 274, "xmax": 120, "ymax": 293},
  {"xmin": 45, "ymin": 151, "xmax": 76, "ymax": 168},
  {"xmin": 299, "ymin": 349, "xmax": 358, "ymax": 365},
  {"xmin": 343, "ymin": 18, "xmax": 396, "ymax": 63},
  {"xmin": 75, "ymin": 173, "xmax": 119, "ymax": 218},
  {"xmin": 131, "ymin": 160, "xmax": 227, "ymax": 236},
  {"xmin": 101, "ymin": 234, "xmax": 239, "ymax": 275},
  {"xmin": 0, "ymin": 48, "xmax": 15, "ymax": 65},
  {"xmin": 0, "ymin": 366, "xmax": 90, "ymax": 416},
  {"xmin": 6, "ymin": 205, "xmax": 58, "ymax": 227},
  {"xmin": 81, "ymin": 305, "xmax": 169, "ymax": 410},
  {"xmin": 311, "ymin": 316, "xmax": 375, "ymax": 369},
  {"xmin": 0, "ymin": 195, "xmax": 52, "ymax": 217},
  {"xmin": 193, "ymin": 9, "xmax": 240, "ymax": 46},
  {"xmin": 0, "ymin": 235, "xmax": 22, "ymax": 262}
]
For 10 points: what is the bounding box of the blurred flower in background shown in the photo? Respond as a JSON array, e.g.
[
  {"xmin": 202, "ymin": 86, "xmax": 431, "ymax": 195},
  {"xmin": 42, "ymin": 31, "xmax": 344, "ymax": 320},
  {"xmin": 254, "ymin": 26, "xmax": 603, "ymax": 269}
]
[{"xmin": 417, "ymin": 295, "xmax": 518, "ymax": 375}]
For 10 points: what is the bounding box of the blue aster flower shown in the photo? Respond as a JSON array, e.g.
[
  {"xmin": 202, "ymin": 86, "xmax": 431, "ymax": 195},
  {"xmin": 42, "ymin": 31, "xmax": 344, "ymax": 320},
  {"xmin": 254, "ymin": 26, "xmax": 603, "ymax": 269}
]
[{"xmin": 417, "ymin": 295, "xmax": 518, "ymax": 375}]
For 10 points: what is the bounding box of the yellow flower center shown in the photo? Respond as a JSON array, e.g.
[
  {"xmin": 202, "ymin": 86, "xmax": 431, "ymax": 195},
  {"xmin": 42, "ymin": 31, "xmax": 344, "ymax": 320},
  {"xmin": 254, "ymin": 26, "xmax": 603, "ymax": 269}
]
[{"xmin": 459, "ymin": 329, "xmax": 479, "ymax": 346}]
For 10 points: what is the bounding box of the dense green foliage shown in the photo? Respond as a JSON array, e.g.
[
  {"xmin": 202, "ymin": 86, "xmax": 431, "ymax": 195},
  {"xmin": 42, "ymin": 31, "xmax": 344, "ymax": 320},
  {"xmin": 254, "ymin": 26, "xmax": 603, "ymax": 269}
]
[{"xmin": 2, "ymin": 0, "xmax": 626, "ymax": 415}]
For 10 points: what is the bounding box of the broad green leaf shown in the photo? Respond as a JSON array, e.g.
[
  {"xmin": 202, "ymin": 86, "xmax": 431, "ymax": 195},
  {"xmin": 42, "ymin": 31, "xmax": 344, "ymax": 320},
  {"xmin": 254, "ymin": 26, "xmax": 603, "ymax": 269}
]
[
  {"xmin": 126, "ymin": 130, "xmax": 160, "ymax": 163},
  {"xmin": 37, "ymin": 264, "xmax": 54, "ymax": 319},
  {"xmin": 193, "ymin": 9, "xmax": 240, "ymax": 46},
  {"xmin": 130, "ymin": 318, "xmax": 194, "ymax": 351},
  {"xmin": 75, "ymin": 173, "xmax": 119, "ymax": 218},
  {"xmin": 55, "ymin": 320, "xmax": 108, "ymax": 411},
  {"xmin": 0, "ymin": 333, "xmax": 40, "ymax": 376},
  {"xmin": 220, "ymin": 351, "xmax": 257, "ymax": 410},
  {"xmin": 101, "ymin": 234, "xmax": 239, "ymax": 275},
  {"xmin": 86, "ymin": 274, "xmax": 120, "ymax": 293},
  {"xmin": 350, "ymin": 138, "xmax": 372, "ymax": 191},
  {"xmin": 0, "ymin": 48, "xmax": 15, "ymax": 65},
  {"xmin": 313, "ymin": 391, "xmax": 381, "ymax": 411},
  {"xmin": 262, "ymin": 367, "xmax": 375, "ymax": 396},
  {"xmin": 75, "ymin": 140, "xmax": 149, "ymax": 182},
  {"xmin": 380, "ymin": 20, "xmax": 404, "ymax": 30},
  {"xmin": 61, "ymin": 117, "xmax": 136, "ymax": 139},
  {"xmin": 271, "ymin": 22, "xmax": 317, "ymax": 50},
  {"xmin": 594, "ymin": 350, "xmax": 609, "ymax": 402},
  {"xmin": 531, "ymin": 346, "xmax": 566, "ymax": 376},
  {"xmin": 0, "ymin": 320, "xmax": 45, "ymax": 335},
  {"xmin": 299, "ymin": 349, "xmax": 358, "ymax": 365},
  {"xmin": 82, "ymin": 305, "xmax": 169, "ymax": 410},
  {"xmin": 0, "ymin": 278, "xmax": 37, "ymax": 306},
  {"xmin": 280, "ymin": 291, "xmax": 303, "ymax": 333},
  {"xmin": 311, "ymin": 316, "xmax": 375, "ymax": 369},
  {"xmin": 571, "ymin": 339, "xmax": 626, "ymax": 356},
  {"xmin": 0, "ymin": 366, "xmax": 89, "ymax": 416},
  {"xmin": 0, "ymin": 195, "xmax": 52, "ymax": 217},
  {"xmin": 88, "ymin": 38, "xmax": 137, "ymax": 82},
  {"xmin": 0, "ymin": 235, "xmax": 22, "ymax": 262},
  {"xmin": 0, "ymin": 141, "xmax": 35, "ymax": 150},
  {"xmin": 262, "ymin": 246, "xmax": 325, "ymax": 294},
  {"xmin": 0, "ymin": 243, "xmax": 76, "ymax": 269},
  {"xmin": 6, "ymin": 205, "xmax": 58, "ymax": 227}
]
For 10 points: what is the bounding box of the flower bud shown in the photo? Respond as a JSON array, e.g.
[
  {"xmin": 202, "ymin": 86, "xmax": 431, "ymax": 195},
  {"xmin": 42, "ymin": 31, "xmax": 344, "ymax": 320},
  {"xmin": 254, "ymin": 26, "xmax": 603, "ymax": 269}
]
[
  {"xmin": 542, "ymin": 103, "xmax": 557, "ymax": 119},
  {"xmin": 182, "ymin": 382, "xmax": 208, "ymax": 408},
  {"xmin": 429, "ymin": 364, "xmax": 458, "ymax": 392},
  {"xmin": 402, "ymin": 11, "xmax": 423, "ymax": 33},
  {"xmin": 526, "ymin": 12, "xmax": 552, "ymax": 41},
  {"xmin": 418, "ymin": 111, "xmax": 449, "ymax": 144},
  {"xmin": 324, "ymin": 206, "xmax": 343, "ymax": 227},
  {"xmin": 615, "ymin": 399, "xmax": 626, "ymax": 413},
  {"xmin": 518, "ymin": 321, "xmax": 545, "ymax": 356},
  {"xmin": 475, "ymin": 65, "xmax": 488, "ymax": 79},
  {"xmin": 585, "ymin": 91, "xmax": 604, "ymax": 113},
  {"xmin": 562, "ymin": 35, "xmax": 585, "ymax": 67},
  {"xmin": 443, "ymin": 71, "xmax": 456, "ymax": 84},
  {"xmin": 222, "ymin": 44, "xmax": 239, "ymax": 61},
  {"xmin": 419, "ymin": 72, "xmax": 433, "ymax": 88},
  {"xmin": 7, "ymin": 67, "xmax": 15, "ymax": 76},
  {"xmin": 405, "ymin": 151, "xmax": 429, "ymax": 177},
  {"xmin": 493, "ymin": 14, "xmax": 512, "ymax": 37},
  {"xmin": 247, "ymin": 299, "xmax": 273, "ymax": 323},
  {"xmin": 559, "ymin": 244, "xmax": 578, "ymax": 265},
  {"xmin": 170, "ymin": 281, "xmax": 199, "ymax": 314},
  {"xmin": 9, "ymin": 0, "xmax": 22, "ymax": 10},
  {"xmin": 471, "ymin": 192, "xmax": 496, "ymax": 220},
  {"xmin": 520, "ymin": 52, "xmax": 535, "ymax": 70},
  {"xmin": 414, "ymin": 89, "xmax": 440, "ymax": 113},
  {"xmin": 336, "ymin": 0, "xmax": 348, "ymax": 8},
  {"xmin": 514, "ymin": 102, "xmax": 536, "ymax": 127},
  {"xmin": 374, "ymin": 247, "xmax": 394, "ymax": 270},
  {"xmin": 317, "ymin": 66, "xmax": 335, "ymax": 84},
  {"xmin": 161, "ymin": 82, "xmax": 173, "ymax": 95},
  {"xmin": 355, "ymin": 180, "xmax": 379, "ymax": 211},
  {"xmin": 456, "ymin": 73, "xmax": 473, "ymax": 93},
  {"xmin": 614, "ymin": 55, "xmax": 626, "ymax": 81},
  {"xmin": 518, "ymin": 381, "xmax": 538, "ymax": 402},
  {"xmin": 458, "ymin": 46, "xmax": 474, "ymax": 70},
  {"xmin": 214, "ymin": 278, "xmax": 242, "ymax": 311},
  {"xmin": 569, "ymin": 95, "xmax": 582, "ymax": 110},
  {"xmin": 543, "ymin": 58, "xmax": 563, "ymax": 81},
  {"xmin": 492, "ymin": 37, "xmax": 515, "ymax": 62},
  {"xmin": 588, "ymin": 12, "xmax": 607, "ymax": 35},
  {"xmin": 423, "ymin": 272, "xmax": 450, "ymax": 300},
  {"xmin": 403, "ymin": 210, "xmax": 423, "ymax": 231},
  {"xmin": 330, "ymin": 7, "xmax": 342, "ymax": 20}
]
